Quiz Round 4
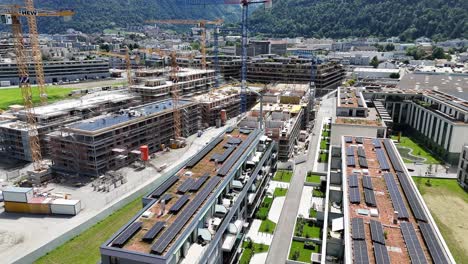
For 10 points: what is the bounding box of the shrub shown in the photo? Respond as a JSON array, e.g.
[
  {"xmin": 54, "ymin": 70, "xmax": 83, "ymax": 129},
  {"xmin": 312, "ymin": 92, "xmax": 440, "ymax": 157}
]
[{"xmin": 304, "ymin": 241, "xmax": 316, "ymax": 250}]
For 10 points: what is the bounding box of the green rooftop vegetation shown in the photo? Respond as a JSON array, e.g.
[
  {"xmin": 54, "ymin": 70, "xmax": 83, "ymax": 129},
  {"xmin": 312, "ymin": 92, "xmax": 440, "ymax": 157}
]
[
  {"xmin": 312, "ymin": 188, "xmax": 325, "ymax": 198},
  {"xmin": 273, "ymin": 170, "xmax": 293, "ymax": 183},
  {"xmin": 306, "ymin": 172, "xmax": 321, "ymax": 184},
  {"xmin": 239, "ymin": 240, "xmax": 269, "ymax": 264},
  {"xmin": 391, "ymin": 135, "xmax": 442, "ymax": 164},
  {"xmin": 289, "ymin": 240, "xmax": 320, "ymax": 262},
  {"xmin": 273, "ymin": 187, "xmax": 288, "ymax": 197},
  {"xmin": 259, "ymin": 218, "xmax": 276, "ymax": 234},
  {"xmin": 295, "ymin": 217, "xmax": 321, "ymax": 239},
  {"xmin": 309, "ymin": 208, "xmax": 317, "ymax": 218}
]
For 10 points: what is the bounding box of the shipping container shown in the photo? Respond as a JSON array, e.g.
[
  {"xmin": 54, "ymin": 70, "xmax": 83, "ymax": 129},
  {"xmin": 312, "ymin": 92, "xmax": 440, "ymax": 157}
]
[
  {"xmin": 50, "ymin": 199, "xmax": 81, "ymax": 215},
  {"xmin": 2, "ymin": 187, "xmax": 33, "ymax": 203},
  {"xmin": 4, "ymin": 201, "xmax": 50, "ymax": 214}
]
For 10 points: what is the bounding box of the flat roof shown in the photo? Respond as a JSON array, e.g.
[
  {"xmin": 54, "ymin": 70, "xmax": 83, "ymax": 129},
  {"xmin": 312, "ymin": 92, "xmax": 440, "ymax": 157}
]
[
  {"xmin": 338, "ymin": 87, "xmax": 366, "ymax": 108},
  {"xmin": 342, "ymin": 136, "xmax": 453, "ymax": 264},
  {"xmin": 67, "ymin": 99, "xmax": 192, "ymax": 132},
  {"xmin": 398, "ymin": 73, "xmax": 468, "ymax": 101},
  {"xmin": 107, "ymin": 128, "xmax": 260, "ymax": 256}
]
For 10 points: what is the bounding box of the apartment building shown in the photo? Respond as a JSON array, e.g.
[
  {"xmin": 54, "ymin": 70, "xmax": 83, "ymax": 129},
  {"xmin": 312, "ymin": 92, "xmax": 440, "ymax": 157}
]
[
  {"xmin": 100, "ymin": 128, "xmax": 277, "ymax": 264},
  {"xmin": 457, "ymin": 145, "xmax": 468, "ymax": 191}
]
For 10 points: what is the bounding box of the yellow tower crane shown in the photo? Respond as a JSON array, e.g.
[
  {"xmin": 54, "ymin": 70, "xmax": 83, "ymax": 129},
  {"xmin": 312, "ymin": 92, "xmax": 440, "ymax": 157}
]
[
  {"xmin": 145, "ymin": 19, "xmax": 223, "ymax": 70},
  {"xmin": 0, "ymin": 3, "xmax": 74, "ymax": 171}
]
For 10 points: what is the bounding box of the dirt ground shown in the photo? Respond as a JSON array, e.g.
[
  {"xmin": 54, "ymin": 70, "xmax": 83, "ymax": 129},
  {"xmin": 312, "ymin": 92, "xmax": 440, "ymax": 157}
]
[{"xmin": 420, "ymin": 187, "xmax": 468, "ymax": 262}]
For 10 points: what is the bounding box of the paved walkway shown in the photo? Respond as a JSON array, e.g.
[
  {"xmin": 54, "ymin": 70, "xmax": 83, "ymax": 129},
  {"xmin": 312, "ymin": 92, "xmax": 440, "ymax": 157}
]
[
  {"xmin": 267, "ymin": 181, "xmax": 290, "ymax": 195},
  {"xmin": 298, "ymin": 186, "xmax": 314, "ymax": 217},
  {"xmin": 246, "ymin": 220, "xmax": 274, "ymax": 245},
  {"xmin": 250, "ymin": 252, "xmax": 268, "ymax": 264},
  {"xmin": 269, "ymin": 197, "xmax": 285, "ymax": 223}
]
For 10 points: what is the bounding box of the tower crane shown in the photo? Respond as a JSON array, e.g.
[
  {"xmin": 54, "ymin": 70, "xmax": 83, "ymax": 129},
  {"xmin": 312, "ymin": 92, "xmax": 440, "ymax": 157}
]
[
  {"xmin": 145, "ymin": 19, "xmax": 224, "ymax": 86},
  {"xmin": 0, "ymin": 3, "xmax": 74, "ymax": 171},
  {"xmin": 174, "ymin": 0, "xmax": 272, "ymax": 114},
  {"xmin": 94, "ymin": 48, "xmax": 134, "ymax": 86}
]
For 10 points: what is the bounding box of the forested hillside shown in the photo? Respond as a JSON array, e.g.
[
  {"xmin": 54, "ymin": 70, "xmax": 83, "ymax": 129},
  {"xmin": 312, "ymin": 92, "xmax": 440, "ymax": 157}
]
[{"xmin": 249, "ymin": 0, "xmax": 467, "ymax": 40}]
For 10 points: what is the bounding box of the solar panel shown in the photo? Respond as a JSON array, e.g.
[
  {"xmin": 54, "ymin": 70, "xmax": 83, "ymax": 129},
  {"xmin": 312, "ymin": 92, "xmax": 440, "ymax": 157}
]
[
  {"xmin": 218, "ymin": 130, "xmax": 259, "ymax": 176},
  {"xmin": 355, "ymin": 137, "xmax": 364, "ymax": 144},
  {"xmin": 177, "ymin": 178, "xmax": 195, "ymax": 193},
  {"xmin": 359, "ymin": 157, "xmax": 368, "ymax": 168},
  {"xmin": 373, "ymin": 139, "xmax": 382, "ymax": 148},
  {"xmin": 159, "ymin": 193, "xmax": 173, "ymax": 203},
  {"xmin": 347, "ymin": 156, "xmax": 356, "ymax": 167},
  {"xmin": 396, "ymin": 172, "xmax": 427, "ymax": 222},
  {"xmin": 331, "ymin": 147, "xmax": 341, "ymax": 157},
  {"xmin": 383, "ymin": 173, "xmax": 410, "ymax": 219},
  {"xmin": 419, "ymin": 222, "xmax": 450, "ymax": 264},
  {"xmin": 376, "ymin": 149, "xmax": 391, "ymax": 171},
  {"xmin": 142, "ymin": 222, "xmax": 166, "ymax": 242},
  {"xmin": 151, "ymin": 176, "xmax": 222, "ymax": 254},
  {"xmin": 374, "ymin": 242, "xmax": 391, "ymax": 264},
  {"xmin": 357, "ymin": 147, "xmax": 366, "ymax": 157},
  {"xmin": 349, "ymin": 187, "xmax": 361, "ymax": 203},
  {"xmin": 112, "ymin": 222, "xmax": 143, "ymax": 247},
  {"xmin": 364, "ymin": 189, "xmax": 377, "ymax": 206},
  {"xmin": 214, "ymin": 146, "xmax": 236, "ymax": 162},
  {"xmin": 226, "ymin": 126, "xmax": 234, "ymax": 133},
  {"xmin": 400, "ymin": 222, "xmax": 428, "ymax": 264},
  {"xmin": 189, "ymin": 175, "xmax": 209, "ymax": 192},
  {"xmin": 346, "ymin": 146, "xmax": 355, "ymax": 156},
  {"xmin": 331, "ymin": 157, "xmax": 341, "ymax": 170},
  {"xmin": 353, "ymin": 240, "xmax": 370, "ymax": 264},
  {"xmin": 227, "ymin": 137, "xmax": 242, "ymax": 145},
  {"xmin": 352, "ymin": 218, "xmax": 365, "ymax": 240},
  {"xmin": 349, "ymin": 174, "xmax": 359, "ymax": 187},
  {"xmin": 169, "ymin": 195, "xmax": 190, "ymax": 213},
  {"xmin": 362, "ymin": 176, "xmax": 373, "ymax": 190},
  {"xmin": 370, "ymin": 220, "xmax": 386, "ymax": 244},
  {"xmin": 384, "ymin": 139, "xmax": 404, "ymax": 172},
  {"xmin": 151, "ymin": 176, "xmax": 179, "ymax": 198},
  {"xmin": 344, "ymin": 136, "xmax": 353, "ymax": 143},
  {"xmin": 186, "ymin": 136, "xmax": 223, "ymax": 168}
]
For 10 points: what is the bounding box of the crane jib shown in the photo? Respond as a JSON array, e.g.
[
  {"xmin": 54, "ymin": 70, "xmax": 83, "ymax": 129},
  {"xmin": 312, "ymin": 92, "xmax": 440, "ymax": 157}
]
[{"xmin": 19, "ymin": 10, "xmax": 38, "ymax": 16}]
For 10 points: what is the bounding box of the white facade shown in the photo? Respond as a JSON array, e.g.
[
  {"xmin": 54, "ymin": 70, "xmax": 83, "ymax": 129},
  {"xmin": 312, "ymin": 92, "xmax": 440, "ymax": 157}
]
[
  {"xmin": 330, "ymin": 122, "xmax": 386, "ymax": 145},
  {"xmin": 50, "ymin": 199, "xmax": 81, "ymax": 215},
  {"xmin": 457, "ymin": 146, "xmax": 468, "ymax": 191},
  {"xmin": 2, "ymin": 187, "xmax": 33, "ymax": 203}
]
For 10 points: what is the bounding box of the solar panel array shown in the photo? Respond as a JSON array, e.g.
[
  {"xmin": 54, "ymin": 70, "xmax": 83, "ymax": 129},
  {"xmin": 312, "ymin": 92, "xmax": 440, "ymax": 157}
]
[
  {"xmin": 364, "ymin": 189, "xmax": 377, "ymax": 206},
  {"xmin": 211, "ymin": 146, "xmax": 236, "ymax": 162},
  {"xmin": 383, "ymin": 139, "xmax": 404, "ymax": 172},
  {"xmin": 169, "ymin": 195, "xmax": 190, "ymax": 213},
  {"xmin": 227, "ymin": 137, "xmax": 242, "ymax": 145},
  {"xmin": 151, "ymin": 176, "xmax": 222, "ymax": 255},
  {"xmin": 376, "ymin": 149, "xmax": 391, "ymax": 170},
  {"xmin": 355, "ymin": 137, "xmax": 364, "ymax": 144},
  {"xmin": 239, "ymin": 128, "xmax": 252, "ymax": 134},
  {"xmin": 419, "ymin": 222, "xmax": 450, "ymax": 264},
  {"xmin": 353, "ymin": 240, "xmax": 370, "ymax": 264},
  {"xmin": 349, "ymin": 174, "xmax": 359, "ymax": 187},
  {"xmin": 346, "ymin": 146, "xmax": 355, "ymax": 156},
  {"xmin": 349, "ymin": 186, "xmax": 361, "ymax": 203},
  {"xmin": 396, "ymin": 172, "xmax": 427, "ymax": 222},
  {"xmin": 345, "ymin": 136, "xmax": 353, "ymax": 143},
  {"xmin": 374, "ymin": 242, "xmax": 391, "ymax": 264},
  {"xmin": 159, "ymin": 193, "xmax": 173, "ymax": 203},
  {"xmin": 225, "ymin": 126, "xmax": 234, "ymax": 133},
  {"xmin": 112, "ymin": 222, "xmax": 143, "ymax": 247},
  {"xmin": 218, "ymin": 130, "xmax": 259, "ymax": 177},
  {"xmin": 189, "ymin": 175, "xmax": 209, "ymax": 192},
  {"xmin": 362, "ymin": 176, "xmax": 373, "ymax": 190},
  {"xmin": 383, "ymin": 173, "xmax": 410, "ymax": 219},
  {"xmin": 370, "ymin": 220, "xmax": 386, "ymax": 244},
  {"xmin": 186, "ymin": 136, "xmax": 223, "ymax": 168},
  {"xmin": 359, "ymin": 157, "xmax": 368, "ymax": 168},
  {"xmin": 347, "ymin": 156, "xmax": 356, "ymax": 167},
  {"xmin": 373, "ymin": 139, "xmax": 382, "ymax": 148},
  {"xmin": 352, "ymin": 218, "xmax": 365, "ymax": 240},
  {"xmin": 177, "ymin": 178, "xmax": 195, "ymax": 193},
  {"xmin": 151, "ymin": 176, "xmax": 179, "ymax": 198},
  {"xmin": 400, "ymin": 222, "xmax": 428, "ymax": 264},
  {"xmin": 331, "ymin": 157, "xmax": 341, "ymax": 170},
  {"xmin": 142, "ymin": 221, "xmax": 166, "ymax": 242},
  {"xmin": 357, "ymin": 147, "xmax": 366, "ymax": 157}
]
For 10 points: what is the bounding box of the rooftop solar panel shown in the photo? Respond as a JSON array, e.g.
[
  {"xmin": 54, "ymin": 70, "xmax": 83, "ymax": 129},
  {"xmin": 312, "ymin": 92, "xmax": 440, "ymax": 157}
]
[
  {"xmin": 357, "ymin": 147, "xmax": 366, "ymax": 158},
  {"xmin": 373, "ymin": 139, "xmax": 382, "ymax": 148},
  {"xmin": 189, "ymin": 175, "xmax": 209, "ymax": 192},
  {"xmin": 344, "ymin": 136, "xmax": 353, "ymax": 143},
  {"xmin": 215, "ymin": 146, "xmax": 236, "ymax": 163},
  {"xmin": 349, "ymin": 187, "xmax": 361, "ymax": 203},
  {"xmin": 186, "ymin": 136, "xmax": 223, "ymax": 168},
  {"xmin": 346, "ymin": 146, "xmax": 355, "ymax": 156},
  {"xmin": 151, "ymin": 176, "xmax": 179, "ymax": 198},
  {"xmin": 169, "ymin": 195, "xmax": 190, "ymax": 213},
  {"xmin": 396, "ymin": 172, "xmax": 427, "ymax": 222},
  {"xmin": 400, "ymin": 222, "xmax": 428, "ymax": 264},
  {"xmin": 370, "ymin": 220, "xmax": 386, "ymax": 244},
  {"xmin": 353, "ymin": 240, "xmax": 370, "ymax": 264},
  {"xmin": 419, "ymin": 222, "xmax": 450, "ymax": 264},
  {"xmin": 331, "ymin": 147, "xmax": 341, "ymax": 157},
  {"xmin": 374, "ymin": 242, "xmax": 391, "ymax": 264},
  {"xmin": 384, "ymin": 139, "xmax": 404, "ymax": 172},
  {"xmin": 383, "ymin": 173, "xmax": 410, "ymax": 219},
  {"xmin": 225, "ymin": 126, "xmax": 234, "ymax": 133},
  {"xmin": 218, "ymin": 130, "xmax": 259, "ymax": 176},
  {"xmin": 331, "ymin": 157, "xmax": 341, "ymax": 170},
  {"xmin": 352, "ymin": 218, "xmax": 365, "ymax": 240},
  {"xmin": 177, "ymin": 178, "xmax": 195, "ymax": 194},
  {"xmin": 358, "ymin": 157, "xmax": 368, "ymax": 168},
  {"xmin": 112, "ymin": 222, "xmax": 143, "ymax": 247},
  {"xmin": 159, "ymin": 193, "xmax": 173, "ymax": 203},
  {"xmin": 355, "ymin": 137, "xmax": 364, "ymax": 144},
  {"xmin": 364, "ymin": 189, "xmax": 377, "ymax": 206},
  {"xmin": 376, "ymin": 149, "xmax": 391, "ymax": 171},
  {"xmin": 349, "ymin": 174, "xmax": 359, "ymax": 187},
  {"xmin": 347, "ymin": 156, "xmax": 356, "ymax": 167},
  {"xmin": 142, "ymin": 222, "xmax": 166, "ymax": 242},
  {"xmin": 227, "ymin": 137, "xmax": 242, "ymax": 145},
  {"xmin": 151, "ymin": 176, "xmax": 222, "ymax": 255},
  {"xmin": 362, "ymin": 176, "xmax": 373, "ymax": 190}
]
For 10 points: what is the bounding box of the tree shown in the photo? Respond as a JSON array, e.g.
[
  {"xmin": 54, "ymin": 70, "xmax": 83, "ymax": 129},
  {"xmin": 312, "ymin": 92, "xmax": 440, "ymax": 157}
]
[
  {"xmin": 99, "ymin": 44, "xmax": 110, "ymax": 52},
  {"xmin": 389, "ymin": 73, "xmax": 400, "ymax": 79},
  {"xmin": 370, "ymin": 56, "xmax": 379, "ymax": 68},
  {"xmin": 385, "ymin": 43, "xmax": 395, "ymax": 51},
  {"xmin": 431, "ymin": 47, "xmax": 446, "ymax": 59}
]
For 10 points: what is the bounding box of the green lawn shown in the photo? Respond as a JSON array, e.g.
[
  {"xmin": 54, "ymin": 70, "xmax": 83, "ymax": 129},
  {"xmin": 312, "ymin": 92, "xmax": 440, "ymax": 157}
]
[
  {"xmin": 319, "ymin": 153, "xmax": 328, "ymax": 163},
  {"xmin": 273, "ymin": 170, "xmax": 293, "ymax": 183},
  {"xmin": 273, "ymin": 187, "xmax": 288, "ymax": 197},
  {"xmin": 413, "ymin": 177, "xmax": 468, "ymax": 263},
  {"xmin": 309, "ymin": 208, "xmax": 317, "ymax": 218},
  {"xmin": 0, "ymin": 86, "xmax": 75, "ymax": 110},
  {"xmin": 313, "ymin": 188, "xmax": 325, "ymax": 198},
  {"xmin": 295, "ymin": 218, "xmax": 321, "ymax": 238},
  {"xmin": 322, "ymin": 130, "xmax": 329, "ymax": 137},
  {"xmin": 255, "ymin": 197, "xmax": 273, "ymax": 220},
  {"xmin": 259, "ymin": 218, "xmax": 276, "ymax": 234},
  {"xmin": 392, "ymin": 136, "xmax": 442, "ymax": 164},
  {"xmin": 240, "ymin": 241, "xmax": 269, "ymax": 264},
  {"xmin": 320, "ymin": 139, "xmax": 328, "ymax": 150},
  {"xmin": 35, "ymin": 197, "xmax": 143, "ymax": 264},
  {"xmin": 289, "ymin": 240, "xmax": 320, "ymax": 262},
  {"xmin": 306, "ymin": 174, "xmax": 321, "ymax": 184}
]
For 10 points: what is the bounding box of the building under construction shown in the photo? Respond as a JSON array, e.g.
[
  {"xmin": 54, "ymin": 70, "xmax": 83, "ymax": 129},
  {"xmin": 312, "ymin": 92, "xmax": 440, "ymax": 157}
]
[
  {"xmin": 49, "ymin": 99, "xmax": 200, "ymax": 177},
  {"xmin": 0, "ymin": 91, "xmax": 139, "ymax": 161}
]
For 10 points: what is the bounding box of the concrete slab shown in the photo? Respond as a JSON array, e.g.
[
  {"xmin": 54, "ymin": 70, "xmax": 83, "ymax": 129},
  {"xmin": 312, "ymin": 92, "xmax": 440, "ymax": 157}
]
[
  {"xmin": 246, "ymin": 219, "xmax": 273, "ymax": 245},
  {"xmin": 250, "ymin": 252, "xmax": 268, "ymax": 264},
  {"xmin": 267, "ymin": 181, "xmax": 290, "ymax": 195},
  {"xmin": 298, "ymin": 186, "xmax": 314, "ymax": 218},
  {"xmin": 268, "ymin": 197, "xmax": 285, "ymax": 223}
]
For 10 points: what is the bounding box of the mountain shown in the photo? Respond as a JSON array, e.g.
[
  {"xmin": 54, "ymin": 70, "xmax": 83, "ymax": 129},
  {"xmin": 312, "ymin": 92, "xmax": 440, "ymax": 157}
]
[
  {"xmin": 249, "ymin": 0, "xmax": 468, "ymax": 40},
  {"xmin": 5, "ymin": 0, "xmax": 240, "ymax": 34}
]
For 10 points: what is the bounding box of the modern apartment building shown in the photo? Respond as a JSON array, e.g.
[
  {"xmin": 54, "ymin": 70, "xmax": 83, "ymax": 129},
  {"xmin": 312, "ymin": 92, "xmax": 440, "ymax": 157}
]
[
  {"xmin": 457, "ymin": 145, "xmax": 468, "ymax": 191},
  {"xmin": 100, "ymin": 128, "xmax": 277, "ymax": 264}
]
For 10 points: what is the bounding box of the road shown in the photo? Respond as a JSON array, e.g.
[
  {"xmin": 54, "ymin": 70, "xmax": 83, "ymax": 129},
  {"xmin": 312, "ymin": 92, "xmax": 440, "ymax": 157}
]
[{"xmin": 266, "ymin": 95, "xmax": 336, "ymax": 264}]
